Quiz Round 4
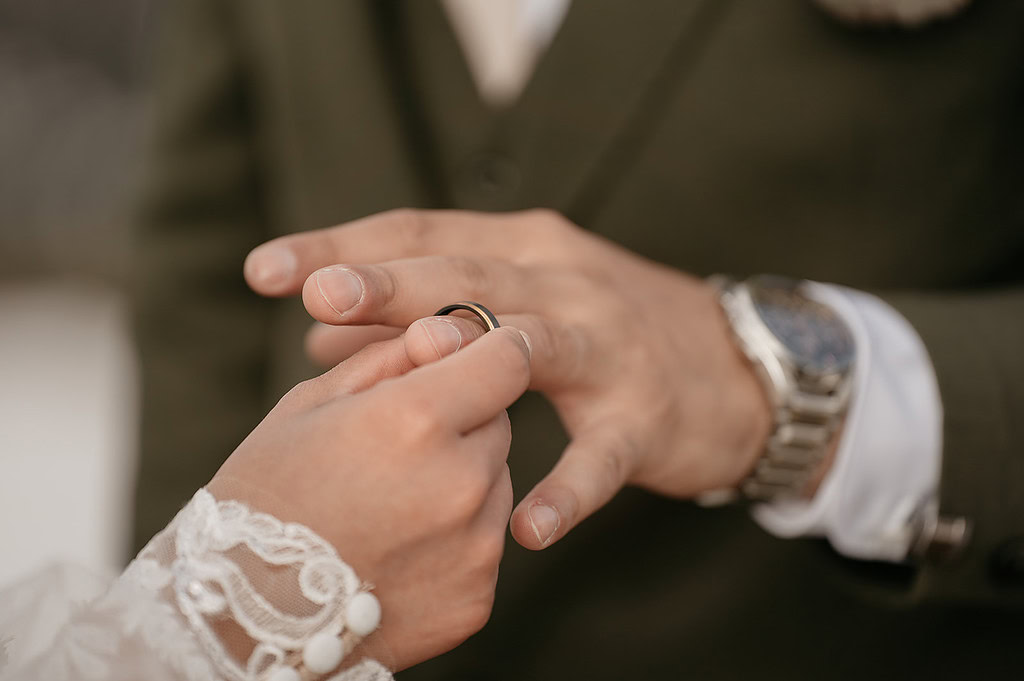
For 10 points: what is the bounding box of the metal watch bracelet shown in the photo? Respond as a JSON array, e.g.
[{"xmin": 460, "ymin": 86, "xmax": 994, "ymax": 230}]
[{"xmin": 712, "ymin": 275, "xmax": 854, "ymax": 503}]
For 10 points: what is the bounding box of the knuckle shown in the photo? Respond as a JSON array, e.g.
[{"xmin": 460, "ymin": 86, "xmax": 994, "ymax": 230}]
[
  {"xmin": 394, "ymin": 399, "xmax": 444, "ymax": 443},
  {"xmin": 527, "ymin": 317, "xmax": 560, "ymax": 368},
  {"xmin": 558, "ymin": 324, "xmax": 592, "ymax": 386},
  {"xmin": 560, "ymin": 268, "xmax": 603, "ymax": 299},
  {"xmin": 491, "ymin": 332, "xmax": 532, "ymax": 385},
  {"xmin": 457, "ymin": 594, "xmax": 496, "ymax": 639},
  {"xmin": 446, "ymin": 256, "xmax": 492, "ymax": 298},
  {"xmin": 497, "ymin": 328, "xmax": 532, "ymax": 368},
  {"xmin": 527, "ymin": 317, "xmax": 585, "ymax": 388},
  {"xmin": 385, "ymin": 208, "xmax": 430, "ymax": 247},
  {"xmin": 365, "ymin": 264, "xmax": 399, "ymax": 310},
  {"xmin": 312, "ymin": 231, "xmax": 339, "ymax": 261},
  {"xmin": 493, "ymin": 410, "xmax": 513, "ymax": 443},
  {"xmin": 523, "ymin": 207, "xmax": 566, "ymax": 230},
  {"xmin": 505, "ymin": 209, "xmax": 573, "ymax": 265},
  {"xmin": 277, "ymin": 377, "xmax": 319, "ymax": 409},
  {"xmin": 520, "ymin": 210, "xmax": 558, "ymax": 242},
  {"xmin": 471, "ymin": 532, "xmax": 506, "ymax": 570},
  {"xmin": 594, "ymin": 435, "xmax": 634, "ymax": 492},
  {"xmin": 535, "ymin": 209, "xmax": 575, "ymax": 241},
  {"xmin": 440, "ymin": 473, "xmax": 491, "ymax": 523}
]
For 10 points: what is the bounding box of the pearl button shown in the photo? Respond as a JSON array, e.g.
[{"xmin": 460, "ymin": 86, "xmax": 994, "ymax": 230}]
[
  {"xmin": 302, "ymin": 632, "xmax": 344, "ymax": 674},
  {"xmin": 267, "ymin": 666, "xmax": 301, "ymax": 681},
  {"xmin": 346, "ymin": 592, "xmax": 382, "ymax": 636}
]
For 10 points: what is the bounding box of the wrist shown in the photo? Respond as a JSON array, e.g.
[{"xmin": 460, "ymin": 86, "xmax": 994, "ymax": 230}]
[
  {"xmin": 724, "ymin": 342, "xmax": 775, "ymax": 489},
  {"xmin": 710, "ymin": 275, "xmax": 856, "ymax": 502},
  {"xmin": 704, "ymin": 279, "xmax": 774, "ymax": 490},
  {"xmin": 143, "ymin": 488, "xmax": 385, "ymax": 680}
]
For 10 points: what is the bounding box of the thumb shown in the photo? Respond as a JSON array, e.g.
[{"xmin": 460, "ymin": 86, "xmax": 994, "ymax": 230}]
[
  {"xmin": 510, "ymin": 424, "xmax": 636, "ymax": 550},
  {"xmin": 404, "ymin": 315, "xmax": 488, "ymax": 365}
]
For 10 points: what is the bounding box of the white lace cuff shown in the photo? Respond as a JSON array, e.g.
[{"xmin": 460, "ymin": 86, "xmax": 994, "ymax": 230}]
[{"xmin": 1, "ymin": 489, "xmax": 391, "ymax": 681}]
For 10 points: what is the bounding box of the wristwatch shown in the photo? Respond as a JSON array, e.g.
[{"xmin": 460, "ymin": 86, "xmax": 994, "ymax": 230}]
[{"xmin": 712, "ymin": 275, "xmax": 856, "ymax": 502}]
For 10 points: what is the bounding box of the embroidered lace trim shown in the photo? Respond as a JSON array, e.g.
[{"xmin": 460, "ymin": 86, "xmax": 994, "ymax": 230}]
[{"xmin": 0, "ymin": 489, "xmax": 391, "ymax": 681}]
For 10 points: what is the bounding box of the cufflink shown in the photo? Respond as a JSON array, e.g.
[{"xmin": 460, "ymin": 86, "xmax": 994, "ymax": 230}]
[{"xmin": 910, "ymin": 510, "xmax": 972, "ymax": 562}]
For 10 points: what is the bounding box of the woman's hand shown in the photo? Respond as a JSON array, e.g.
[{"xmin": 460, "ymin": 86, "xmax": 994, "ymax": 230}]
[
  {"xmin": 210, "ymin": 325, "xmax": 532, "ymax": 671},
  {"xmin": 243, "ymin": 209, "xmax": 773, "ymax": 552}
]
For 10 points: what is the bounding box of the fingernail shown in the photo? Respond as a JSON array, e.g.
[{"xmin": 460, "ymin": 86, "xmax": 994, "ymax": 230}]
[
  {"xmin": 316, "ymin": 268, "xmax": 363, "ymax": 316},
  {"xmin": 518, "ymin": 330, "xmax": 533, "ymax": 358},
  {"xmin": 421, "ymin": 318, "xmax": 463, "ymax": 357},
  {"xmin": 248, "ymin": 245, "xmax": 297, "ymax": 291},
  {"xmin": 527, "ymin": 503, "xmax": 559, "ymax": 546}
]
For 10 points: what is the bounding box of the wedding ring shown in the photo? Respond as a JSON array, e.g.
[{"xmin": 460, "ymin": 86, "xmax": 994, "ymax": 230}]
[{"xmin": 433, "ymin": 301, "xmax": 500, "ymax": 332}]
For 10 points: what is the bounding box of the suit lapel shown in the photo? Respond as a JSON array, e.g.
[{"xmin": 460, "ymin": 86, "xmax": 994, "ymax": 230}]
[
  {"xmin": 392, "ymin": 0, "xmax": 733, "ymax": 215},
  {"xmin": 507, "ymin": 0, "xmax": 734, "ymax": 214}
]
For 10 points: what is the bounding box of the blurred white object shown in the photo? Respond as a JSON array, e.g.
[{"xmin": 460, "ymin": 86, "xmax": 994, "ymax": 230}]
[
  {"xmin": 0, "ymin": 280, "xmax": 138, "ymax": 588},
  {"xmin": 0, "ymin": 563, "xmax": 108, "ymax": 668}
]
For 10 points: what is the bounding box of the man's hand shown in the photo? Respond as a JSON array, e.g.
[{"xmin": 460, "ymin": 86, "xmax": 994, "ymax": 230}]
[{"xmin": 245, "ymin": 209, "xmax": 773, "ymax": 550}]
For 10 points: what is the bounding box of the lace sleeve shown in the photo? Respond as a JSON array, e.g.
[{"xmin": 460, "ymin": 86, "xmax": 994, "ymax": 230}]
[{"xmin": 0, "ymin": 489, "xmax": 391, "ymax": 681}]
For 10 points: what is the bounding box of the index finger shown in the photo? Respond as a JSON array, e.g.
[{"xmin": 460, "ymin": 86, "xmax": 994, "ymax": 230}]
[
  {"xmin": 367, "ymin": 326, "xmax": 533, "ymax": 434},
  {"xmin": 245, "ymin": 209, "xmax": 529, "ymax": 297}
]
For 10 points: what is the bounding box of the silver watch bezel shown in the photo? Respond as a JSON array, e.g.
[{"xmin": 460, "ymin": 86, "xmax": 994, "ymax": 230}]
[
  {"xmin": 712, "ymin": 274, "xmax": 856, "ymax": 502},
  {"xmin": 718, "ymin": 277, "xmax": 854, "ymax": 425}
]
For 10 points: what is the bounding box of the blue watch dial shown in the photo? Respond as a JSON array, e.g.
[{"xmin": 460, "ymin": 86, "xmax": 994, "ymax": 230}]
[{"xmin": 751, "ymin": 285, "xmax": 855, "ymax": 375}]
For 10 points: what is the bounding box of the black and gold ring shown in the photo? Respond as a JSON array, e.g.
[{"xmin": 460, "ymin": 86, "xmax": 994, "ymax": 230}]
[{"xmin": 433, "ymin": 301, "xmax": 500, "ymax": 332}]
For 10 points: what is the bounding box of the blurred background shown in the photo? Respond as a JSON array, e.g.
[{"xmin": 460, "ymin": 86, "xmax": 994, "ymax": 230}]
[{"xmin": 0, "ymin": 0, "xmax": 153, "ymax": 585}]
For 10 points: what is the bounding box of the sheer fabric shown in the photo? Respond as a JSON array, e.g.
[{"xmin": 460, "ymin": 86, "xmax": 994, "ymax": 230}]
[{"xmin": 0, "ymin": 489, "xmax": 390, "ymax": 681}]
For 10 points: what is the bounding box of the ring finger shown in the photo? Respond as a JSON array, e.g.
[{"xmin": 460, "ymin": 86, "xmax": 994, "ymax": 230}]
[{"xmin": 405, "ymin": 313, "xmax": 595, "ymax": 393}]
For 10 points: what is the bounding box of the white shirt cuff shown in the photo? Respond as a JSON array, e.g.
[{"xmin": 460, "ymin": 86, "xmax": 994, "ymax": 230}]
[{"xmin": 752, "ymin": 283, "xmax": 942, "ymax": 562}]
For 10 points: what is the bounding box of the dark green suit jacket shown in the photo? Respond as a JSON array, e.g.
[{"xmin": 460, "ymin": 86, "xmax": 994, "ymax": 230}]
[{"xmin": 134, "ymin": 1, "xmax": 1024, "ymax": 677}]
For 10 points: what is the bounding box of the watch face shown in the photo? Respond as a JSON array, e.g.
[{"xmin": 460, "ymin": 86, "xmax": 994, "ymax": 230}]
[{"xmin": 750, "ymin": 285, "xmax": 855, "ymax": 375}]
